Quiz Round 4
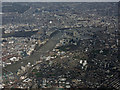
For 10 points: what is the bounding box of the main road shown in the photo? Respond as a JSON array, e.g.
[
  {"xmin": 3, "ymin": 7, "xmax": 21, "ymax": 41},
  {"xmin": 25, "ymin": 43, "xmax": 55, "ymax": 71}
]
[{"xmin": 4, "ymin": 30, "xmax": 63, "ymax": 73}]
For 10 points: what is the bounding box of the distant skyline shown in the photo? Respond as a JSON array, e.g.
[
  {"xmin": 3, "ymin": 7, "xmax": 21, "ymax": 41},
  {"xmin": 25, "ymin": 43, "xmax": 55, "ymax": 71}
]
[{"xmin": 1, "ymin": 0, "xmax": 120, "ymax": 2}]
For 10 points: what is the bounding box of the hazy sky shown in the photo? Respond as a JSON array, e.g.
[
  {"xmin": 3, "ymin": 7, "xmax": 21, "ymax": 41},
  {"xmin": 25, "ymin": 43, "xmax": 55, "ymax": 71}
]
[{"xmin": 1, "ymin": 0, "xmax": 120, "ymax": 2}]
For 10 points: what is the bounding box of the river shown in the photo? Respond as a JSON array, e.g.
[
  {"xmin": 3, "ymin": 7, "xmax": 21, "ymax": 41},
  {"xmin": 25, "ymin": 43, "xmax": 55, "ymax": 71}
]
[
  {"xmin": 4, "ymin": 27, "xmax": 104, "ymax": 73},
  {"xmin": 4, "ymin": 30, "xmax": 63, "ymax": 73}
]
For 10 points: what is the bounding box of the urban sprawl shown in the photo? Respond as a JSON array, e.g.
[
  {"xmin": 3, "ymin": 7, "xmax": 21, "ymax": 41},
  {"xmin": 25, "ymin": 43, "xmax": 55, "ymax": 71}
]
[{"xmin": 1, "ymin": 2, "xmax": 120, "ymax": 89}]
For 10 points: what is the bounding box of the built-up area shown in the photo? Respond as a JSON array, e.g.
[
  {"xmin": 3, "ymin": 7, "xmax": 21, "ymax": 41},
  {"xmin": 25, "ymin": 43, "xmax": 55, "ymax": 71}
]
[{"xmin": 1, "ymin": 2, "xmax": 120, "ymax": 89}]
